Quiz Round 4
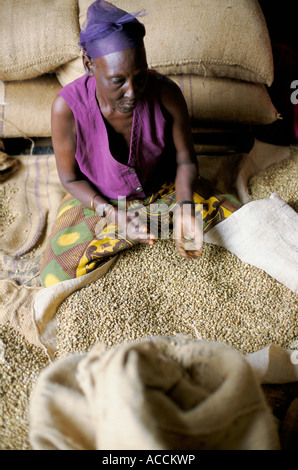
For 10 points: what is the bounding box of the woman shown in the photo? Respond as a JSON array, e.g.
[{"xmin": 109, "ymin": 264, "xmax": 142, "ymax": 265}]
[{"xmin": 40, "ymin": 0, "xmax": 239, "ymax": 286}]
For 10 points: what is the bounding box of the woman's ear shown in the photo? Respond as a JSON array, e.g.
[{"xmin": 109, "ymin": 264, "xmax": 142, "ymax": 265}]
[{"xmin": 82, "ymin": 53, "xmax": 94, "ymax": 76}]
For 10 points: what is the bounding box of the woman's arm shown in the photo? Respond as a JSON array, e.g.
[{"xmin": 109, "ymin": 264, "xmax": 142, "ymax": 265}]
[
  {"xmin": 160, "ymin": 76, "xmax": 198, "ymax": 203},
  {"xmin": 160, "ymin": 77, "xmax": 203, "ymax": 258},
  {"xmin": 51, "ymin": 94, "xmax": 155, "ymax": 244},
  {"xmin": 51, "ymin": 94, "xmax": 109, "ymax": 214}
]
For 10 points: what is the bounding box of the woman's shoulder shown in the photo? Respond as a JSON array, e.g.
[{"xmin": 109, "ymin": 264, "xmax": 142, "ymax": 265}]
[
  {"xmin": 146, "ymin": 69, "xmax": 181, "ymax": 102},
  {"xmin": 147, "ymin": 69, "xmax": 182, "ymax": 96},
  {"xmin": 154, "ymin": 72, "xmax": 185, "ymax": 108},
  {"xmin": 52, "ymin": 75, "xmax": 93, "ymax": 122}
]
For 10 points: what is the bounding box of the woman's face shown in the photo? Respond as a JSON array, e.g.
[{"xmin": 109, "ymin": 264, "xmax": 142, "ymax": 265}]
[{"xmin": 84, "ymin": 47, "xmax": 148, "ymax": 114}]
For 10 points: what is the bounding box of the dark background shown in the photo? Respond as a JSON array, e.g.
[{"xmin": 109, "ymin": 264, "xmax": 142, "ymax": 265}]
[{"xmin": 255, "ymin": 0, "xmax": 298, "ymax": 145}]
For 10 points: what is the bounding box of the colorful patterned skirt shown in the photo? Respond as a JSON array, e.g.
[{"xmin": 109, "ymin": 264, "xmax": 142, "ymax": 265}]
[{"xmin": 40, "ymin": 178, "xmax": 241, "ymax": 287}]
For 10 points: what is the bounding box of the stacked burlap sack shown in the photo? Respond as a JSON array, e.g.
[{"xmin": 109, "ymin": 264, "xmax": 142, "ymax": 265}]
[
  {"xmin": 0, "ymin": 0, "xmax": 80, "ymax": 139},
  {"xmin": 0, "ymin": 0, "xmax": 280, "ymax": 141},
  {"xmin": 57, "ymin": 0, "xmax": 280, "ymax": 125}
]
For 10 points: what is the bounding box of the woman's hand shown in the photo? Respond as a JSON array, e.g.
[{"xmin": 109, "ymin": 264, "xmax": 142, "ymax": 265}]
[
  {"xmin": 173, "ymin": 206, "xmax": 203, "ymax": 259},
  {"xmin": 104, "ymin": 205, "xmax": 156, "ymax": 246}
]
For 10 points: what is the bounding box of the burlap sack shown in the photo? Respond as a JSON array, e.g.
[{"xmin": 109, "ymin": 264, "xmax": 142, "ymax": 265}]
[
  {"xmin": 56, "ymin": 56, "xmax": 279, "ymax": 125},
  {"xmin": 0, "ymin": 153, "xmax": 66, "ymax": 281},
  {"xmin": 0, "ymin": 75, "xmax": 62, "ymax": 138},
  {"xmin": 78, "ymin": 0, "xmax": 273, "ymax": 85},
  {"xmin": 0, "ymin": 151, "xmax": 66, "ymax": 349},
  {"xmin": 29, "ymin": 336, "xmax": 280, "ymax": 450},
  {"xmin": 168, "ymin": 75, "xmax": 279, "ymax": 124},
  {"xmin": 205, "ymin": 193, "xmax": 298, "ymax": 294},
  {"xmin": 55, "ymin": 53, "xmax": 85, "ymax": 88},
  {"xmin": 0, "ymin": 0, "xmax": 81, "ymax": 81}
]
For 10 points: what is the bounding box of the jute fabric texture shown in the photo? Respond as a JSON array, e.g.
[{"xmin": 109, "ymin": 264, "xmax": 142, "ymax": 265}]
[
  {"xmin": 28, "ymin": 335, "xmax": 280, "ymax": 450},
  {"xmin": 0, "ymin": 75, "xmax": 62, "ymax": 138},
  {"xmin": 169, "ymin": 75, "xmax": 279, "ymax": 125},
  {"xmin": 204, "ymin": 192, "xmax": 298, "ymax": 294},
  {"xmin": 0, "ymin": 0, "xmax": 80, "ymax": 81},
  {"xmin": 0, "ymin": 152, "xmax": 66, "ymax": 348}
]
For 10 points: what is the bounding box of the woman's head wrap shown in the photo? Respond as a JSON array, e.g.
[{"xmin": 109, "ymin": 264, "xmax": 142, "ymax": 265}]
[{"xmin": 79, "ymin": 0, "xmax": 146, "ymax": 58}]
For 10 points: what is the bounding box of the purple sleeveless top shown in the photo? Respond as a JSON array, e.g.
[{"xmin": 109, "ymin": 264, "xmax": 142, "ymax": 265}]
[{"xmin": 58, "ymin": 70, "xmax": 176, "ymax": 200}]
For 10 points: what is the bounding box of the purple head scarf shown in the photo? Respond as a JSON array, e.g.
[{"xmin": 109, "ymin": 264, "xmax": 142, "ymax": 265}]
[{"xmin": 78, "ymin": 0, "xmax": 146, "ymax": 58}]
